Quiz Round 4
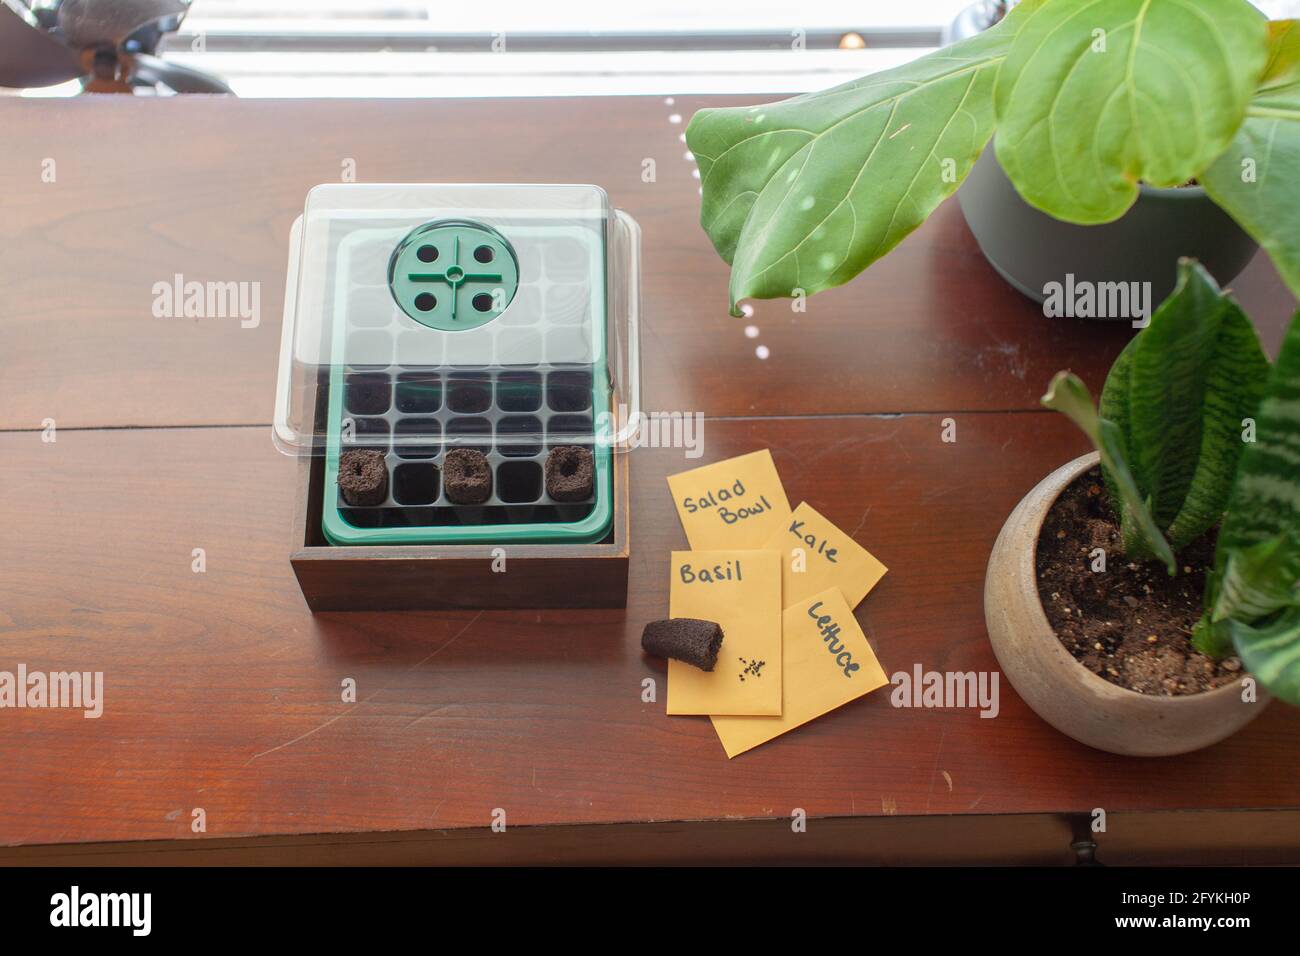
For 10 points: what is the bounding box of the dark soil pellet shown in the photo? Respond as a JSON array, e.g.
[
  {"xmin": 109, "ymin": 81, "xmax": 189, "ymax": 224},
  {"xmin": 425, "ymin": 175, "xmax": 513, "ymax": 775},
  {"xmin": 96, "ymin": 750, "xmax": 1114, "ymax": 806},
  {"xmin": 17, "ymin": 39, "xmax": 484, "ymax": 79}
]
[
  {"xmin": 641, "ymin": 618, "xmax": 724, "ymax": 671},
  {"xmin": 544, "ymin": 445, "xmax": 594, "ymax": 502},
  {"xmin": 443, "ymin": 448, "xmax": 492, "ymax": 504},
  {"xmin": 1036, "ymin": 466, "xmax": 1241, "ymax": 696},
  {"xmin": 338, "ymin": 449, "xmax": 388, "ymax": 506}
]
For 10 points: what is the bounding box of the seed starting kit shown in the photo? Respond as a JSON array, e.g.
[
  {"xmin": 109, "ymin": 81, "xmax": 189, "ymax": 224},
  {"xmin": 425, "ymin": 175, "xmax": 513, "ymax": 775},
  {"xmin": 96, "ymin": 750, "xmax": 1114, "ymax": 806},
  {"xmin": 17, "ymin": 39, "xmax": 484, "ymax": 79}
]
[{"xmin": 276, "ymin": 184, "xmax": 640, "ymax": 610}]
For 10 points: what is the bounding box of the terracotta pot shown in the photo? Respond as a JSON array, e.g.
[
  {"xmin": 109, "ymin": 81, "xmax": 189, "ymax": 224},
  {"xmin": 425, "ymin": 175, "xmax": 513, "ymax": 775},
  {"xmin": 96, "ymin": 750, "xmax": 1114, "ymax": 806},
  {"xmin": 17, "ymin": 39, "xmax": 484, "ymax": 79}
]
[{"xmin": 984, "ymin": 452, "xmax": 1269, "ymax": 756}]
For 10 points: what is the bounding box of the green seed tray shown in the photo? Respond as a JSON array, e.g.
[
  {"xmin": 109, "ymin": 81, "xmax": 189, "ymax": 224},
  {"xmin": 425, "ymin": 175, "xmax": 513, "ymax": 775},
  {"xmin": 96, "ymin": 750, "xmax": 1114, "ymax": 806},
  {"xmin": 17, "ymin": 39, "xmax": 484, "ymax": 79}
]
[{"xmin": 321, "ymin": 221, "xmax": 613, "ymax": 546}]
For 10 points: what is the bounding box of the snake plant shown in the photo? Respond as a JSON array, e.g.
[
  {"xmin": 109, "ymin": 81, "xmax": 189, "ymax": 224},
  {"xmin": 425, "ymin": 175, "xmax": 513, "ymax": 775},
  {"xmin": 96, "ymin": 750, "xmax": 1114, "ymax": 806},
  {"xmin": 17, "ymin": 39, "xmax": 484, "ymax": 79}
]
[{"xmin": 1043, "ymin": 261, "xmax": 1300, "ymax": 704}]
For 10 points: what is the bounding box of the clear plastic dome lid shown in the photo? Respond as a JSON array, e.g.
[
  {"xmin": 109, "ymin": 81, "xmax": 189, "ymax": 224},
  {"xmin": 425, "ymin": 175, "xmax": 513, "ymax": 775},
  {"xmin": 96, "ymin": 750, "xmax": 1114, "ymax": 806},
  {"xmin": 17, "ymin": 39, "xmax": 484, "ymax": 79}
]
[{"xmin": 273, "ymin": 183, "xmax": 642, "ymax": 456}]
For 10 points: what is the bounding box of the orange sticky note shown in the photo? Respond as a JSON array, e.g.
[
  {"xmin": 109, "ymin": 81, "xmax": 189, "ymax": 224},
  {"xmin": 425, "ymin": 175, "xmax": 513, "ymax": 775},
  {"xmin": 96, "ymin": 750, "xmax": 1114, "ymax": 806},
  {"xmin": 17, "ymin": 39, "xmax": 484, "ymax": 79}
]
[
  {"xmin": 667, "ymin": 449, "xmax": 792, "ymax": 550},
  {"xmin": 763, "ymin": 502, "xmax": 888, "ymax": 609},
  {"xmin": 666, "ymin": 550, "xmax": 782, "ymax": 716},
  {"xmin": 711, "ymin": 587, "xmax": 888, "ymax": 757}
]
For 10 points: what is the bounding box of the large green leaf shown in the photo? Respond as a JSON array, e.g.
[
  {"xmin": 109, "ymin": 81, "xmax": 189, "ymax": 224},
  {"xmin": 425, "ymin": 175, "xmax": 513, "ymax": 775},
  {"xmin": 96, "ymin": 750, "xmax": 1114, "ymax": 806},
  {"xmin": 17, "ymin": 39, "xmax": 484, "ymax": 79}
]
[
  {"xmin": 1228, "ymin": 605, "xmax": 1300, "ymax": 705},
  {"xmin": 684, "ymin": 0, "xmax": 1039, "ymax": 315},
  {"xmin": 1042, "ymin": 371, "xmax": 1177, "ymax": 572},
  {"xmin": 1202, "ymin": 20, "xmax": 1300, "ymax": 299},
  {"xmin": 1215, "ymin": 533, "xmax": 1300, "ymax": 622},
  {"xmin": 1195, "ymin": 312, "xmax": 1300, "ymax": 687},
  {"xmin": 1099, "ymin": 261, "xmax": 1268, "ymax": 558},
  {"xmin": 1216, "ymin": 311, "xmax": 1300, "ymax": 557},
  {"xmin": 1196, "ymin": 531, "xmax": 1300, "ymax": 656},
  {"xmin": 995, "ymin": 0, "xmax": 1269, "ymax": 225}
]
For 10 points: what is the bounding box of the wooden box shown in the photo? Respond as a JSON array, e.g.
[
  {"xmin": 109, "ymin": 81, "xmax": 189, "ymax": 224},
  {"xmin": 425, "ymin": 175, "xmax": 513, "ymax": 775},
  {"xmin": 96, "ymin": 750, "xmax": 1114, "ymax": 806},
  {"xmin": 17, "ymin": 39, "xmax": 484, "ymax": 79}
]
[{"xmin": 290, "ymin": 449, "xmax": 629, "ymax": 611}]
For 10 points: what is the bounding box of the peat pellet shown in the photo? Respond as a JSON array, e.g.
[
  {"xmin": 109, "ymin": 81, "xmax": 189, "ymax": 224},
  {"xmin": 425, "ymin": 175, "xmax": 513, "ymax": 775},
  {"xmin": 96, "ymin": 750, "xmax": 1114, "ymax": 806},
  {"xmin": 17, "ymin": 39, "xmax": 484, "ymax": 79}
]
[
  {"xmin": 641, "ymin": 618, "xmax": 724, "ymax": 671},
  {"xmin": 544, "ymin": 445, "xmax": 594, "ymax": 502},
  {"xmin": 443, "ymin": 448, "xmax": 493, "ymax": 504},
  {"xmin": 338, "ymin": 449, "xmax": 388, "ymax": 506}
]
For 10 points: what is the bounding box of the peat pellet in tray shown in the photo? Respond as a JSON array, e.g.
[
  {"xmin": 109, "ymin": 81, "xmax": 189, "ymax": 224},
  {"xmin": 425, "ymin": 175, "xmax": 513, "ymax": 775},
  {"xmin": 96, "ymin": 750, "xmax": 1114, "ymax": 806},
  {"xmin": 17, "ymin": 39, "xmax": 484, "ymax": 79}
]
[
  {"xmin": 338, "ymin": 449, "xmax": 389, "ymax": 506},
  {"xmin": 443, "ymin": 448, "xmax": 493, "ymax": 504},
  {"xmin": 641, "ymin": 619, "xmax": 724, "ymax": 671},
  {"xmin": 544, "ymin": 445, "xmax": 594, "ymax": 502}
]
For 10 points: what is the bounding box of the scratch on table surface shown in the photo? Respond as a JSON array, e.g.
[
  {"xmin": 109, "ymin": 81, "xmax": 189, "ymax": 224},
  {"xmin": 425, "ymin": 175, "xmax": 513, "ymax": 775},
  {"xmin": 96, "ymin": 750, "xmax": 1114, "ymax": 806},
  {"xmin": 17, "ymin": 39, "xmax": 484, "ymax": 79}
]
[
  {"xmin": 245, "ymin": 710, "xmax": 353, "ymax": 765},
  {"xmin": 880, "ymin": 796, "xmax": 897, "ymax": 815},
  {"xmin": 411, "ymin": 611, "xmax": 483, "ymax": 670},
  {"xmin": 920, "ymin": 483, "xmax": 960, "ymax": 504},
  {"xmin": 849, "ymin": 506, "xmax": 872, "ymax": 540},
  {"xmin": 942, "ymin": 770, "xmax": 953, "ymax": 792},
  {"xmin": 246, "ymin": 611, "xmax": 483, "ymax": 763},
  {"xmin": 923, "ymin": 726, "xmax": 949, "ymax": 813}
]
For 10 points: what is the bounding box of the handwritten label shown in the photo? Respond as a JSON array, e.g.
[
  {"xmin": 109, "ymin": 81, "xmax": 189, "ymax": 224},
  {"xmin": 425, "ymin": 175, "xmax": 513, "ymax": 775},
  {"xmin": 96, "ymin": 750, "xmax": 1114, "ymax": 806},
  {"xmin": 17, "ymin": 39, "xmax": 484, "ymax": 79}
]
[
  {"xmin": 666, "ymin": 549, "xmax": 782, "ymax": 716},
  {"xmin": 679, "ymin": 558, "xmax": 744, "ymax": 584},
  {"xmin": 711, "ymin": 588, "xmax": 888, "ymax": 758},
  {"xmin": 762, "ymin": 501, "xmax": 888, "ymax": 610},
  {"xmin": 667, "ymin": 450, "xmax": 792, "ymax": 550},
  {"xmin": 806, "ymin": 600, "xmax": 860, "ymax": 678}
]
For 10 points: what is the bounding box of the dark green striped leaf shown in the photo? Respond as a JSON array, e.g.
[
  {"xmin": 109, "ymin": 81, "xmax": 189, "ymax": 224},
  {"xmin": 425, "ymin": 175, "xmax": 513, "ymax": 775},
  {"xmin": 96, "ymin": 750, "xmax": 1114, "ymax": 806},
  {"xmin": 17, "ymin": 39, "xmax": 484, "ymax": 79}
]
[
  {"xmin": 1216, "ymin": 533, "xmax": 1300, "ymax": 621},
  {"xmin": 1228, "ymin": 605, "xmax": 1300, "ymax": 705},
  {"xmin": 1042, "ymin": 371, "xmax": 1176, "ymax": 573},
  {"xmin": 1100, "ymin": 261, "xmax": 1269, "ymax": 558},
  {"xmin": 1217, "ymin": 311, "xmax": 1300, "ymax": 556},
  {"xmin": 1198, "ymin": 311, "xmax": 1300, "ymax": 694}
]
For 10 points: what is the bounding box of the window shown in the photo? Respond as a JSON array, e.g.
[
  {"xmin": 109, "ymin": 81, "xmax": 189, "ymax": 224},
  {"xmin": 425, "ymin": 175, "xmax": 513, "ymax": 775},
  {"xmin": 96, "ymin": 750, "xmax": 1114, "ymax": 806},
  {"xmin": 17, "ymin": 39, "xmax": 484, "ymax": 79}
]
[{"xmin": 162, "ymin": 0, "xmax": 978, "ymax": 96}]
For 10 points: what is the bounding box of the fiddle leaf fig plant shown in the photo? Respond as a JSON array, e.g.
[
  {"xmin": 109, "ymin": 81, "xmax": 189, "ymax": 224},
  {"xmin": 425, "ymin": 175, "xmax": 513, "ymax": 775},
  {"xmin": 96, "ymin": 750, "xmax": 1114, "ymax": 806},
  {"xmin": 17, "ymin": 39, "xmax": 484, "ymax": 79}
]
[
  {"xmin": 687, "ymin": 0, "xmax": 1299, "ymax": 314},
  {"xmin": 1041, "ymin": 259, "xmax": 1300, "ymax": 705},
  {"xmin": 1203, "ymin": 19, "xmax": 1300, "ymax": 296},
  {"xmin": 994, "ymin": 0, "xmax": 1267, "ymax": 224},
  {"xmin": 686, "ymin": 0, "xmax": 1037, "ymax": 313}
]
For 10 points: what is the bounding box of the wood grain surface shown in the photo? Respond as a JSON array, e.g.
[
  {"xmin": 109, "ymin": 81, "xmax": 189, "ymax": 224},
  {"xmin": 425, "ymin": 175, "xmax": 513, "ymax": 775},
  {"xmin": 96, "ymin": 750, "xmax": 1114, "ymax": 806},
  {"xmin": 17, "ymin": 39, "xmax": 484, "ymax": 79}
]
[
  {"xmin": 0, "ymin": 95, "xmax": 1296, "ymax": 864},
  {"xmin": 2, "ymin": 97, "xmax": 1293, "ymax": 431},
  {"xmin": 2, "ymin": 417, "xmax": 1298, "ymax": 857}
]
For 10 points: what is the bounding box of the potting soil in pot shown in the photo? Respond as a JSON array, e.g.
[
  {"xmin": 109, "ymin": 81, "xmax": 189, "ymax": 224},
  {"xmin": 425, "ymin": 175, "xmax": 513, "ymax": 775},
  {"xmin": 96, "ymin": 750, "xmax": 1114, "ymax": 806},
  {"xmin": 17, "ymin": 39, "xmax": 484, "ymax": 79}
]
[{"xmin": 1035, "ymin": 466, "xmax": 1241, "ymax": 696}]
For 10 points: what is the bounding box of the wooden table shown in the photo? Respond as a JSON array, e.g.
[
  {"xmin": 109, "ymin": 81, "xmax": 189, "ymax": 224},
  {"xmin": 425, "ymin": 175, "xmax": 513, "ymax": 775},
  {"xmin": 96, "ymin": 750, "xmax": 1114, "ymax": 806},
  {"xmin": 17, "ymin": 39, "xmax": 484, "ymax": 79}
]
[{"xmin": 1, "ymin": 96, "xmax": 1296, "ymax": 865}]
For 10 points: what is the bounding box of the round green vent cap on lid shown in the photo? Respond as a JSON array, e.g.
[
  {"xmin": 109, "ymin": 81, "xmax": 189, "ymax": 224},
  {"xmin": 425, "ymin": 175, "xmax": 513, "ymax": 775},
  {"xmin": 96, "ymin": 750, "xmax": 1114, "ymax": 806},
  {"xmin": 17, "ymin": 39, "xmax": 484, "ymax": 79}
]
[{"xmin": 388, "ymin": 219, "xmax": 519, "ymax": 331}]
